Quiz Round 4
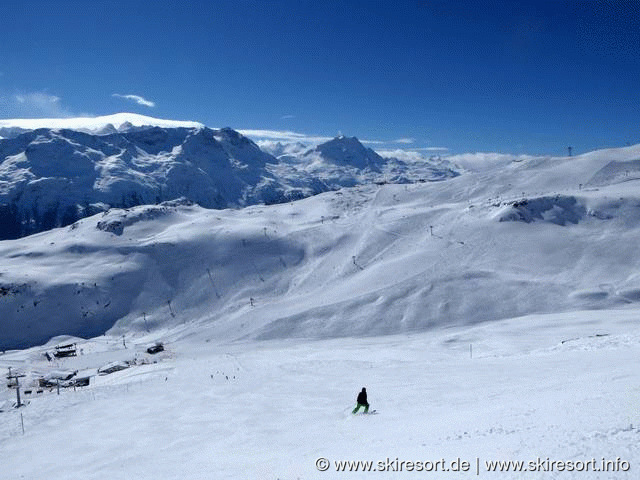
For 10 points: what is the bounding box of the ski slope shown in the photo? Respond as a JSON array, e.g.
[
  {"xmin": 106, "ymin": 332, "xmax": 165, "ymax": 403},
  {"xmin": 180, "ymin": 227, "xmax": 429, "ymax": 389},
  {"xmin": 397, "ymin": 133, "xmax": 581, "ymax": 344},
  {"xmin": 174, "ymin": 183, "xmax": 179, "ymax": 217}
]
[
  {"xmin": 2, "ymin": 141, "xmax": 640, "ymax": 478},
  {"xmin": 2, "ymin": 143, "xmax": 640, "ymax": 349},
  {"xmin": 0, "ymin": 309, "xmax": 639, "ymax": 479}
]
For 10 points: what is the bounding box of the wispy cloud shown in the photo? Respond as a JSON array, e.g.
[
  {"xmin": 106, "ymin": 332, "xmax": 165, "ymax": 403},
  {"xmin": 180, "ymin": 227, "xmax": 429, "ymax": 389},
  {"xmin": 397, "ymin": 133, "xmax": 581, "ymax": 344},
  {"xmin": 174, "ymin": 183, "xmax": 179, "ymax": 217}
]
[
  {"xmin": 112, "ymin": 93, "xmax": 155, "ymax": 108},
  {"xmin": 376, "ymin": 148, "xmax": 449, "ymax": 162},
  {"xmin": 280, "ymin": 114, "xmax": 295, "ymax": 120},
  {"xmin": 238, "ymin": 129, "xmax": 334, "ymax": 144},
  {"xmin": 1, "ymin": 91, "xmax": 73, "ymax": 118},
  {"xmin": 376, "ymin": 149, "xmax": 425, "ymax": 162},
  {"xmin": 360, "ymin": 138, "xmax": 421, "ymax": 146},
  {"xmin": 243, "ymin": 128, "xmax": 390, "ymax": 146}
]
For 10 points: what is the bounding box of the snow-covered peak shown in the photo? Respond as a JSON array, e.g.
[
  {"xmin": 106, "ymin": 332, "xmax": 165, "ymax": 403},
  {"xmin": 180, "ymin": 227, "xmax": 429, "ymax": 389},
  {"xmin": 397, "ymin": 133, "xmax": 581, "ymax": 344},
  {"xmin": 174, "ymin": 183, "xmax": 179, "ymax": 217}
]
[
  {"xmin": 0, "ymin": 113, "xmax": 203, "ymax": 137},
  {"xmin": 256, "ymin": 140, "xmax": 309, "ymax": 159},
  {"xmin": 0, "ymin": 125, "xmax": 298, "ymax": 239},
  {"xmin": 313, "ymin": 135, "xmax": 384, "ymax": 170},
  {"xmin": 0, "ymin": 119, "xmax": 460, "ymax": 241}
]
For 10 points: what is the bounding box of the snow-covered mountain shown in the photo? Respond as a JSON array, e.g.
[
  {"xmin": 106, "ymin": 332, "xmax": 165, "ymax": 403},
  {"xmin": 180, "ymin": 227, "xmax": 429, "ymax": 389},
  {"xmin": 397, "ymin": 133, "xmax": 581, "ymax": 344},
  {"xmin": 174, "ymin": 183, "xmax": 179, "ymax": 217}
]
[
  {"xmin": 256, "ymin": 140, "xmax": 309, "ymax": 159},
  {"xmin": 313, "ymin": 135, "xmax": 385, "ymax": 171},
  {"xmin": 265, "ymin": 134, "xmax": 459, "ymax": 190},
  {"xmin": 0, "ymin": 117, "xmax": 457, "ymax": 240},
  {"xmin": 0, "ymin": 124, "xmax": 308, "ymax": 239},
  {"xmin": 2, "ymin": 140, "xmax": 640, "ymax": 350},
  {"xmin": 2, "ymin": 122, "xmax": 640, "ymax": 479}
]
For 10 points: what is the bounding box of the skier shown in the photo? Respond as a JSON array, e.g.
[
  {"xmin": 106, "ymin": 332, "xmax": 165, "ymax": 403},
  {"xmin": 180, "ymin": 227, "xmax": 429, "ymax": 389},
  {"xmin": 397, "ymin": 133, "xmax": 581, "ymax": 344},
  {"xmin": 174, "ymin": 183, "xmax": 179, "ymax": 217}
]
[{"xmin": 352, "ymin": 387, "xmax": 370, "ymax": 414}]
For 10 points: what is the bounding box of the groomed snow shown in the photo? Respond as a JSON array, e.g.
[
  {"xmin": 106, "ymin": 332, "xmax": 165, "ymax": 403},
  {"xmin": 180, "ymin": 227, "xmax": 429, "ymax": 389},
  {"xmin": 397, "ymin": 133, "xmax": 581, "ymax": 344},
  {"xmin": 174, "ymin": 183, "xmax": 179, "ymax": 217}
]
[{"xmin": 0, "ymin": 309, "xmax": 638, "ymax": 479}]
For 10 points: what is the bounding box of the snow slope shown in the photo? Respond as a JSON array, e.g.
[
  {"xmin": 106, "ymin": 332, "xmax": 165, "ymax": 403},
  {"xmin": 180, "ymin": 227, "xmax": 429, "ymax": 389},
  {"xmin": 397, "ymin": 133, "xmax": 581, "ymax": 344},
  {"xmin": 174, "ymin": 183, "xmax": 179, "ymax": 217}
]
[
  {"xmin": 1, "ymin": 133, "xmax": 640, "ymax": 478},
  {"xmin": 0, "ymin": 310, "xmax": 638, "ymax": 479},
  {"xmin": 2, "ymin": 143, "xmax": 640, "ymax": 350}
]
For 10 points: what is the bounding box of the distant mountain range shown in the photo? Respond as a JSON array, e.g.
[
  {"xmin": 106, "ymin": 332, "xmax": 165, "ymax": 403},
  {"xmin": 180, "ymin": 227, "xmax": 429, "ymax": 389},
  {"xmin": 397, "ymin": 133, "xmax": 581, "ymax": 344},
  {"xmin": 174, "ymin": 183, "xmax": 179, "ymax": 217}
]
[{"xmin": 0, "ymin": 113, "xmax": 458, "ymax": 239}]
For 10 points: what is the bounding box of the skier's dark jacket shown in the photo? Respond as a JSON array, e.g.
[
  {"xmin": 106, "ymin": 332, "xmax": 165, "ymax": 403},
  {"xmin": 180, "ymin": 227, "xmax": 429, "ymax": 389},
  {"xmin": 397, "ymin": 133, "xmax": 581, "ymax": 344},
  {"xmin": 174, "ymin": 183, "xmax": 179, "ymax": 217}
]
[{"xmin": 357, "ymin": 388, "xmax": 368, "ymax": 405}]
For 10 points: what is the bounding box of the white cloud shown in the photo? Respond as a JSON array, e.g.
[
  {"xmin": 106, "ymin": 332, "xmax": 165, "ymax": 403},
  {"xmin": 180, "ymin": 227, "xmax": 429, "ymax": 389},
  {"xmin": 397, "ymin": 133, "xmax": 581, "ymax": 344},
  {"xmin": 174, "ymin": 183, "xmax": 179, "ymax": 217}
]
[
  {"xmin": 280, "ymin": 114, "xmax": 295, "ymax": 120},
  {"xmin": 376, "ymin": 149, "xmax": 426, "ymax": 162},
  {"xmin": 241, "ymin": 128, "xmax": 420, "ymax": 147},
  {"xmin": 1, "ymin": 91, "xmax": 73, "ymax": 118},
  {"xmin": 112, "ymin": 93, "xmax": 155, "ymax": 108},
  {"xmin": 377, "ymin": 147, "xmax": 450, "ymax": 162},
  {"xmin": 15, "ymin": 93, "xmax": 58, "ymax": 104},
  {"xmin": 238, "ymin": 129, "xmax": 334, "ymax": 145},
  {"xmin": 393, "ymin": 138, "xmax": 415, "ymax": 144}
]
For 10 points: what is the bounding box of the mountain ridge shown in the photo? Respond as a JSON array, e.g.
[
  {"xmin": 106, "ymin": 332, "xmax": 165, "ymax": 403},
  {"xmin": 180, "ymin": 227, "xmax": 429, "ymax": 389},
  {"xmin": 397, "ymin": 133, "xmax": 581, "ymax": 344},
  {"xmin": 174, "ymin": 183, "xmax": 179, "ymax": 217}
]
[
  {"xmin": 1, "ymin": 141, "xmax": 640, "ymax": 349},
  {"xmin": 0, "ymin": 117, "xmax": 457, "ymax": 239}
]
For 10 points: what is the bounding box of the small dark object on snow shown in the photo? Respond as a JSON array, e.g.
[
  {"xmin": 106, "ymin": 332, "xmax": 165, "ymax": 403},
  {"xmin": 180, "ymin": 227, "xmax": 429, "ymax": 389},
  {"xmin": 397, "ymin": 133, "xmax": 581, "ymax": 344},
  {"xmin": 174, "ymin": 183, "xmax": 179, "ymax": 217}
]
[
  {"xmin": 53, "ymin": 343, "xmax": 77, "ymax": 358},
  {"xmin": 353, "ymin": 387, "xmax": 370, "ymax": 414},
  {"xmin": 147, "ymin": 343, "xmax": 164, "ymax": 354},
  {"xmin": 357, "ymin": 387, "xmax": 368, "ymax": 405},
  {"xmin": 53, "ymin": 349, "xmax": 76, "ymax": 358}
]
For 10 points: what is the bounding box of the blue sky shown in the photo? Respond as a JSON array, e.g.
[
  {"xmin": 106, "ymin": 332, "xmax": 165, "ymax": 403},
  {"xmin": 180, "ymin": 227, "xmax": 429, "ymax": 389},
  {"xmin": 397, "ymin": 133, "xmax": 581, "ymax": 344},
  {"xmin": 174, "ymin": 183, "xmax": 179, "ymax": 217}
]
[{"xmin": 0, "ymin": 0, "xmax": 638, "ymax": 155}]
